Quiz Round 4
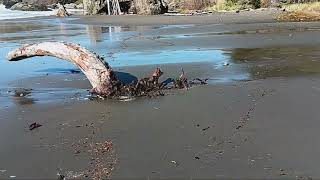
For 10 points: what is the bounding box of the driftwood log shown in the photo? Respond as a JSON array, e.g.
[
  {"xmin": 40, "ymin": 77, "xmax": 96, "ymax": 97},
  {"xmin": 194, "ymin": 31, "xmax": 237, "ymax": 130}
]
[
  {"xmin": 7, "ymin": 42, "xmax": 205, "ymax": 99},
  {"xmin": 7, "ymin": 42, "xmax": 120, "ymax": 97}
]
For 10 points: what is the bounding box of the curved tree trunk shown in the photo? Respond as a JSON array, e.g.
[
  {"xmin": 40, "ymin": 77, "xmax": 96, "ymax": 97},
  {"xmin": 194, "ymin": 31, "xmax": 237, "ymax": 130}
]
[
  {"xmin": 7, "ymin": 42, "xmax": 119, "ymax": 96},
  {"xmin": 7, "ymin": 42, "xmax": 193, "ymax": 99}
]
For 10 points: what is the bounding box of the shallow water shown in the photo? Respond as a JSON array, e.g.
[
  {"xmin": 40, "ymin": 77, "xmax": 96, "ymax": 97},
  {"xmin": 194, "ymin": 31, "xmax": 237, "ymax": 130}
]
[
  {"xmin": 0, "ymin": 18, "xmax": 246, "ymax": 84},
  {"xmin": 1, "ymin": 17, "xmax": 320, "ymax": 106}
]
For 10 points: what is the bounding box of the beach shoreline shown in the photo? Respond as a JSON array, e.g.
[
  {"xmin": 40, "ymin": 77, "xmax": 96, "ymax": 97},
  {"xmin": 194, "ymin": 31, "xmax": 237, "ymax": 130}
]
[
  {"xmin": 1, "ymin": 11, "xmax": 320, "ymax": 179},
  {"xmin": 71, "ymin": 9, "xmax": 281, "ymax": 26}
]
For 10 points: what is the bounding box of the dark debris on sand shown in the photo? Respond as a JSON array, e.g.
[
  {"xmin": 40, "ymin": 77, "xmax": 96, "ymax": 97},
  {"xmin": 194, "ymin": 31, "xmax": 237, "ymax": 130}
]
[
  {"xmin": 67, "ymin": 139, "xmax": 117, "ymax": 180},
  {"xmin": 13, "ymin": 88, "xmax": 32, "ymax": 97},
  {"xmin": 29, "ymin": 122, "xmax": 42, "ymax": 131}
]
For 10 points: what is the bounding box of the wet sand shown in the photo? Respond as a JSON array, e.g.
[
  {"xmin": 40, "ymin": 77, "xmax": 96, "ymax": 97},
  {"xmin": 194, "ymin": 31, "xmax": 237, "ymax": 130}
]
[
  {"xmin": 1, "ymin": 12, "xmax": 320, "ymax": 179},
  {"xmin": 2, "ymin": 75, "xmax": 320, "ymax": 179}
]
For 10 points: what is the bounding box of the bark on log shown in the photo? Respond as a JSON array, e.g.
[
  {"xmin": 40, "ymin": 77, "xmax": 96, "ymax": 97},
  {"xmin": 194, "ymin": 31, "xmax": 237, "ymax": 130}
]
[{"xmin": 7, "ymin": 42, "xmax": 119, "ymax": 96}]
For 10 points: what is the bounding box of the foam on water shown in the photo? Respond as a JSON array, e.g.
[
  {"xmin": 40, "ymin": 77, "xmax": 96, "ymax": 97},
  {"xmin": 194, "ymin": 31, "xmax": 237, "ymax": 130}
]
[{"xmin": 0, "ymin": 4, "xmax": 55, "ymax": 20}]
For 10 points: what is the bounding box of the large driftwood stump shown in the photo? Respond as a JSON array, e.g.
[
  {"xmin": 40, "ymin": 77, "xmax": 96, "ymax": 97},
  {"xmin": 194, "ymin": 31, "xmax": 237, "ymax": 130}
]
[{"xmin": 7, "ymin": 42, "xmax": 203, "ymax": 99}]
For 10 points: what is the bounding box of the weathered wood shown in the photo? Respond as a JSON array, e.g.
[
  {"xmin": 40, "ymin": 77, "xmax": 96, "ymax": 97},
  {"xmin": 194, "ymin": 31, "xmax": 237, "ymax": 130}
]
[
  {"xmin": 7, "ymin": 42, "xmax": 118, "ymax": 96},
  {"xmin": 6, "ymin": 42, "xmax": 202, "ymax": 99}
]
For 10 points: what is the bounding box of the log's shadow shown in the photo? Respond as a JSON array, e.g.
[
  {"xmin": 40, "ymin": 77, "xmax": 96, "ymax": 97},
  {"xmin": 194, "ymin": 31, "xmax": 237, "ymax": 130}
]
[
  {"xmin": 38, "ymin": 68, "xmax": 178, "ymax": 88},
  {"xmin": 36, "ymin": 68, "xmax": 81, "ymax": 74},
  {"xmin": 38, "ymin": 68, "xmax": 139, "ymax": 85},
  {"xmin": 114, "ymin": 71, "xmax": 138, "ymax": 85}
]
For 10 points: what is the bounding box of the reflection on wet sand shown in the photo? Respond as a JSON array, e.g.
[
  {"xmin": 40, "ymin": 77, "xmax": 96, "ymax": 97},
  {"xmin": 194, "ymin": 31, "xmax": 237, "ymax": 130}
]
[
  {"xmin": 227, "ymin": 47, "xmax": 320, "ymax": 79},
  {"xmin": 181, "ymin": 27, "xmax": 320, "ymax": 37},
  {"xmin": 86, "ymin": 25, "xmax": 103, "ymax": 44},
  {"xmin": 86, "ymin": 25, "xmax": 124, "ymax": 44},
  {"xmin": 84, "ymin": 25, "xmax": 162, "ymax": 45}
]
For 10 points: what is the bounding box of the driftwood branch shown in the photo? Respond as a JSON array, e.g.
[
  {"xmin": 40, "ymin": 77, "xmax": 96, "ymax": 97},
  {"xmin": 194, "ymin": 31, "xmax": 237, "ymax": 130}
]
[{"xmin": 7, "ymin": 42, "xmax": 201, "ymax": 99}]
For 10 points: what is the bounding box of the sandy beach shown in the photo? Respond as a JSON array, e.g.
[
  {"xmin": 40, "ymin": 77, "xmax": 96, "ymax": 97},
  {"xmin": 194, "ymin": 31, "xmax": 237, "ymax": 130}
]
[
  {"xmin": 73, "ymin": 9, "xmax": 280, "ymax": 25},
  {"xmin": 1, "ymin": 10, "xmax": 320, "ymax": 179}
]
